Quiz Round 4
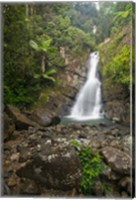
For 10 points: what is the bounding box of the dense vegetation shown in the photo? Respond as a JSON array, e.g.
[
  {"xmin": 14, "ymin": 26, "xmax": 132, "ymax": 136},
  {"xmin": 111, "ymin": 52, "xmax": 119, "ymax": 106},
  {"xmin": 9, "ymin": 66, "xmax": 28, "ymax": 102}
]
[
  {"xmin": 69, "ymin": 140, "xmax": 107, "ymax": 195},
  {"xmin": 3, "ymin": 2, "xmax": 133, "ymax": 107},
  {"xmin": 98, "ymin": 3, "xmax": 133, "ymax": 93}
]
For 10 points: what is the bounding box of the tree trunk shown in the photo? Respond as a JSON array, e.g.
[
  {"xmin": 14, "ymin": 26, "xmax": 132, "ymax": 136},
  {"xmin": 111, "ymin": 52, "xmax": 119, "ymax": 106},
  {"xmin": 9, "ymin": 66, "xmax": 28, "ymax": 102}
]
[
  {"xmin": 41, "ymin": 54, "xmax": 45, "ymax": 73},
  {"xmin": 25, "ymin": 4, "xmax": 29, "ymax": 17},
  {"xmin": 30, "ymin": 4, "xmax": 34, "ymax": 17}
]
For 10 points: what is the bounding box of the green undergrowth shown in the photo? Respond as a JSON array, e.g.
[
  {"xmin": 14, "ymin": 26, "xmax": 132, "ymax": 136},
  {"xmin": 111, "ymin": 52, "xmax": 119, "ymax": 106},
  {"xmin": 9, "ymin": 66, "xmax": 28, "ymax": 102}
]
[
  {"xmin": 69, "ymin": 140, "xmax": 107, "ymax": 195},
  {"xmin": 30, "ymin": 83, "xmax": 65, "ymax": 110},
  {"xmin": 98, "ymin": 24, "xmax": 131, "ymax": 92}
]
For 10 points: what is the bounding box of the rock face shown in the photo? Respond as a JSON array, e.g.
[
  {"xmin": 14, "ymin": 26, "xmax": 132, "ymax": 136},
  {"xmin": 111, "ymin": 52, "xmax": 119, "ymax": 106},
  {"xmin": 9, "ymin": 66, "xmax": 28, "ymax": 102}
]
[
  {"xmin": 102, "ymin": 147, "xmax": 131, "ymax": 175},
  {"xmin": 101, "ymin": 81, "xmax": 130, "ymax": 123},
  {"xmin": 99, "ymin": 26, "xmax": 131, "ymax": 124},
  {"xmin": 103, "ymin": 98, "xmax": 130, "ymax": 124},
  {"xmin": 30, "ymin": 108, "xmax": 53, "ymax": 126},
  {"xmin": 3, "ymin": 112, "xmax": 15, "ymax": 140},
  {"xmin": 17, "ymin": 139, "xmax": 82, "ymax": 191},
  {"xmin": 5, "ymin": 104, "xmax": 38, "ymax": 130},
  {"xmin": 30, "ymin": 107, "xmax": 60, "ymax": 127},
  {"xmin": 65, "ymin": 59, "xmax": 88, "ymax": 91},
  {"xmin": 29, "ymin": 57, "xmax": 89, "ymax": 122},
  {"xmin": 57, "ymin": 56, "xmax": 89, "ymax": 116}
]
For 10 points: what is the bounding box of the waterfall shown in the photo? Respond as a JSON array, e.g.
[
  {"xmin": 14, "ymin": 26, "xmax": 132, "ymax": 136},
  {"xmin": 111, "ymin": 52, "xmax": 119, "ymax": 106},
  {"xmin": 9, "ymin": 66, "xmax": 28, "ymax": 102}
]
[{"xmin": 70, "ymin": 51, "xmax": 103, "ymax": 120}]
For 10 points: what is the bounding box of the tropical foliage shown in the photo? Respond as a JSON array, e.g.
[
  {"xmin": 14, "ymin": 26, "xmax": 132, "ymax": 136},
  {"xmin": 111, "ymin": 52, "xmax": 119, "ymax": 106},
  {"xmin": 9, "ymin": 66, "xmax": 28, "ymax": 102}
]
[
  {"xmin": 69, "ymin": 140, "xmax": 107, "ymax": 194},
  {"xmin": 3, "ymin": 2, "xmax": 133, "ymax": 107},
  {"xmin": 98, "ymin": 2, "xmax": 133, "ymax": 92}
]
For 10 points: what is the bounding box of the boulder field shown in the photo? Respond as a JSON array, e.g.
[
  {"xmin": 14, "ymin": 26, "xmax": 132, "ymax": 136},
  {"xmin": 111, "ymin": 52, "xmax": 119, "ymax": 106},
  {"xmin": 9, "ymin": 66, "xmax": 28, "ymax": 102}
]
[{"xmin": 3, "ymin": 105, "xmax": 132, "ymax": 197}]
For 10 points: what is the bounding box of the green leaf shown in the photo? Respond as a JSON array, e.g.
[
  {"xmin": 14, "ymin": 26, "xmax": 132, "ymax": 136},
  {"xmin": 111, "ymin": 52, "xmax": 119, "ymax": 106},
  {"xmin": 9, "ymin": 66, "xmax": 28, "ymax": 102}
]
[
  {"xmin": 48, "ymin": 46, "xmax": 57, "ymax": 53},
  {"xmin": 42, "ymin": 38, "xmax": 52, "ymax": 50},
  {"xmin": 29, "ymin": 40, "xmax": 40, "ymax": 51},
  {"xmin": 69, "ymin": 139, "xmax": 81, "ymax": 151},
  {"xmin": 45, "ymin": 68, "xmax": 57, "ymax": 76},
  {"xmin": 42, "ymin": 74, "xmax": 56, "ymax": 82}
]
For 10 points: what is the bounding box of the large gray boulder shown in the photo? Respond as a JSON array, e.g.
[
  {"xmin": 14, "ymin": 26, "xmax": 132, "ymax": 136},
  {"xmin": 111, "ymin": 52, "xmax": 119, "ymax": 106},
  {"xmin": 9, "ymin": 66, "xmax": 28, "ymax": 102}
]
[
  {"xmin": 16, "ymin": 139, "xmax": 82, "ymax": 191},
  {"xmin": 30, "ymin": 108, "xmax": 52, "ymax": 126},
  {"xmin": 102, "ymin": 147, "xmax": 131, "ymax": 175},
  {"xmin": 6, "ymin": 104, "xmax": 38, "ymax": 130},
  {"xmin": 30, "ymin": 107, "xmax": 60, "ymax": 127}
]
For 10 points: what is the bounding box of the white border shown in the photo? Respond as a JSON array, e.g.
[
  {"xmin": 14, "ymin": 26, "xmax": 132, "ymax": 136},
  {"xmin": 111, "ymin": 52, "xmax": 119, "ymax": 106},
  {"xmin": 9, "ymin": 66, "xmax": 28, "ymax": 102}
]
[
  {"xmin": 0, "ymin": 0, "xmax": 135, "ymax": 2},
  {"xmin": 0, "ymin": 0, "xmax": 135, "ymax": 200}
]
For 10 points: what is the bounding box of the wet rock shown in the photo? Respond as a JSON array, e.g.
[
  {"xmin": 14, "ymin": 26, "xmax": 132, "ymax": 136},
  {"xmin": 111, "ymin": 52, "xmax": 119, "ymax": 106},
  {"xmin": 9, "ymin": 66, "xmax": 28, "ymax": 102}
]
[
  {"xmin": 112, "ymin": 117, "xmax": 121, "ymax": 123},
  {"xmin": 102, "ymin": 147, "xmax": 131, "ymax": 175},
  {"xmin": 102, "ymin": 76, "xmax": 130, "ymax": 123},
  {"xmin": 16, "ymin": 140, "xmax": 82, "ymax": 191},
  {"xmin": 71, "ymin": 124, "xmax": 83, "ymax": 129},
  {"xmin": 30, "ymin": 108, "xmax": 60, "ymax": 127},
  {"xmin": 6, "ymin": 104, "xmax": 38, "ymax": 130},
  {"xmin": 78, "ymin": 133, "xmax": 87, "ymax": 139},
  {"xmin": 102, "ymin": 166, "xmax": 121, "ymax": 181},
  {"xmin": 4, "ymin": 112, "xmax": 15, "ymax": 140},
  {"xmin": 50, "ymin": 116, "xmax": 61, "ymax": 126}
]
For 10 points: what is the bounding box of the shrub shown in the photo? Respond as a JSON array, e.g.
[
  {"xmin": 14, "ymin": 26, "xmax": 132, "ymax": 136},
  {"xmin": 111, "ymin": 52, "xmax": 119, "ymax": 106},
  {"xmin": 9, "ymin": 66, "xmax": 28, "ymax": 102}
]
[{"xmin": 69, "ymin": 140, "xmax": 107, "ymax": 194}]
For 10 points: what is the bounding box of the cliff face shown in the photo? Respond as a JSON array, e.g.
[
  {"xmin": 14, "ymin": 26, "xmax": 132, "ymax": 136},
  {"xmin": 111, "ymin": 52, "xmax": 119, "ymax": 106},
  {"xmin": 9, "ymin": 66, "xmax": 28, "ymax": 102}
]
[
  {"xmin": 28, "ymin": 52, "xmax": 90, "ymax": 124},
  {"xmin": 98, "ymin": 24, "xmax": 131, "ymax": 123}
]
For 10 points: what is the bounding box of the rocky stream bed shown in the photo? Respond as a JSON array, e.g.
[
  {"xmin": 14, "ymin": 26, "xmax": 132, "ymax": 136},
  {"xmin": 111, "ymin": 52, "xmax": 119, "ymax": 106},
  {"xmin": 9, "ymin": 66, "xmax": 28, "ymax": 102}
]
[{"xmin": 3, "ymin": 104, "xmax": 133, "ymax": 198}]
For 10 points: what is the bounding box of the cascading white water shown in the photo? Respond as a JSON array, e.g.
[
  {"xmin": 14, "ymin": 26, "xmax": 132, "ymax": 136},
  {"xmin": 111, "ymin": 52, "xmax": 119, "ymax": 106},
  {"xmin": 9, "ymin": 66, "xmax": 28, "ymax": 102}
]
[{"xmin": 70, "ymin": 51, "xmax": 103, "ymax": 120}]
